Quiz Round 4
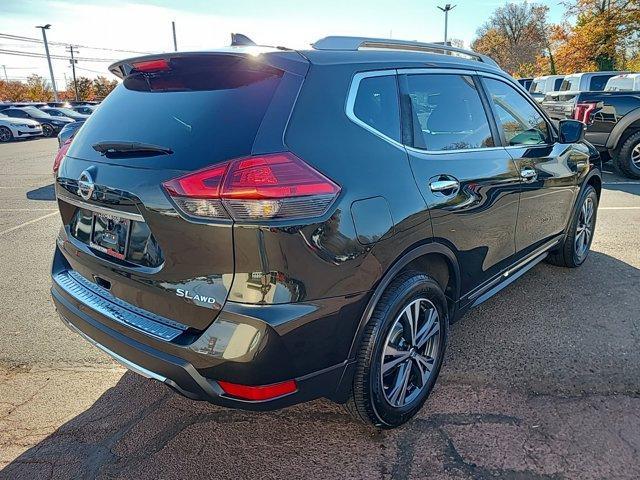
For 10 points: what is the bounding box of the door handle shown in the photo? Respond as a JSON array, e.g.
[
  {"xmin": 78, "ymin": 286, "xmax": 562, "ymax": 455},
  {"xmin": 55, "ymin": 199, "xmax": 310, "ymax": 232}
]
[
  {"xmin": 520, "ymin": 168, "xmax": 537, "ymax": 181},
  {"xmin": 429, "ymin": 179, "xmax": 460, "ymax": 193}
]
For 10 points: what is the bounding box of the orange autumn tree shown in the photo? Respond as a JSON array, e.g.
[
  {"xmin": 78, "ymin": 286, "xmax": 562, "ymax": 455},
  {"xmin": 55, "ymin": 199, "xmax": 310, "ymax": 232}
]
[{"xmin": 553, "ymin": 0, "xmax": 640, "ymax": 73}]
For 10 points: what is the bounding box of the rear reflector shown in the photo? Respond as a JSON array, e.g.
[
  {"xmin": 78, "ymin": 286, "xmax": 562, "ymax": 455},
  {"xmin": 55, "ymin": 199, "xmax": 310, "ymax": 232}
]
[
  {"xmin": 132, "ymin": 58, "xmax": 170, "ymax": 73},
  {"xmin": 218, "ymin": 379, "xmax": 297, "ymax": 401},
  {"xmin": 163, "ymin": 152, "xmax": 340, "ymax": 221},
  {"xmin": 53, "ymin": 138, "xmax": 72, "ymax": 175}
]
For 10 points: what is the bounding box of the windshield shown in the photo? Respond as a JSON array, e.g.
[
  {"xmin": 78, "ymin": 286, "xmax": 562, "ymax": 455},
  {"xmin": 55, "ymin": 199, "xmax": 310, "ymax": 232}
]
[
  {"xmin": 54, "ymin": 108, "xmax": 79, "ymax": 116},
  {"xmin": 21, "ymin": 106, "xmax": 50, "ymax": 119},
  {"xmin": 560, "ymin": 76, "xmax": 580, "ymax": 91}
]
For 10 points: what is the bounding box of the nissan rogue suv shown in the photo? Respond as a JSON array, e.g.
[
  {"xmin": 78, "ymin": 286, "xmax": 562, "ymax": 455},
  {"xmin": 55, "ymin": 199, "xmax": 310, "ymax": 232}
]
[{"xmin": 51, "ymin": 36, "xmax": 601, "ymax": 428}]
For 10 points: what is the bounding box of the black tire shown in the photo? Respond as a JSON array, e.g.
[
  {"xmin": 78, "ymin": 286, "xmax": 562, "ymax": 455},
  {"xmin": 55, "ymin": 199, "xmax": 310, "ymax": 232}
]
[
  {"xmin": 546, "ymin": 185, "xmax": 598, "ymax": 268},
  {"xmin": 612, "ymin": 131, "xmax": 640, "ymax": 179},
  {"xmin": 41, "ymin": 124, "xmax": 54, "ymax": 138},
  {"xmin": 0, "ymin": 126, "xmax": 13, "ymax": 143},
  {"xmin": 345, "ymin": 271, "xmax": 448, "ymax": 428}
]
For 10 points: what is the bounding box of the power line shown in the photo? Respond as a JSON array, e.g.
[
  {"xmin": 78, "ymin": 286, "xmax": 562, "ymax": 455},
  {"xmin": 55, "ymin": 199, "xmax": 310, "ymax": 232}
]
[
  {"xmin": 0, "ymin": 32, "xmax": 155, "ymax": 55},
  {"xmin": 0, "ymin": 48, "xmax": 119, "ymax": 62}
]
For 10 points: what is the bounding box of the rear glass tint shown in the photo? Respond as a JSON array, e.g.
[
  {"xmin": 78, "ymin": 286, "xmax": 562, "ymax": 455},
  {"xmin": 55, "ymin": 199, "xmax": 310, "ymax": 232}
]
[{"xmin": 68, "ymin": 55, "xmax": 283, "ymax": 170}]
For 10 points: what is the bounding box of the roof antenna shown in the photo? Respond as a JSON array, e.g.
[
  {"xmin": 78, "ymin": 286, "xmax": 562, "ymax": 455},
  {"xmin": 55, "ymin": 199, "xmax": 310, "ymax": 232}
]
[{"xmin": 231, "ymin": 33, "xmax": 257, "ymax": 46}]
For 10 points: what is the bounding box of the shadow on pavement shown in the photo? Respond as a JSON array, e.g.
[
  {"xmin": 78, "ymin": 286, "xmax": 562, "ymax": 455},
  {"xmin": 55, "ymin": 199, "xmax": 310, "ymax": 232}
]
[
  {"xmin": 26, "ymin": 184, "xmax": 55, "ymax": 201},
  {"xmin": 2, "ymin": 252, "xmax": 639, "ymax": 479}
]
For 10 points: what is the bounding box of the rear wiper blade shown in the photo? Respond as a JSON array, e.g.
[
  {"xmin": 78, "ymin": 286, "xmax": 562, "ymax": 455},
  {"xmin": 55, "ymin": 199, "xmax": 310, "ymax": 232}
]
[{"xmin": 92, "ymin": 141, "xmax": 173, "ymax": 156}]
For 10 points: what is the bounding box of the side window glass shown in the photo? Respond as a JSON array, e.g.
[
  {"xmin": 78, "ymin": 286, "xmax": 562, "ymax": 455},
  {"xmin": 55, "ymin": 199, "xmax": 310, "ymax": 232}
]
[
  {"xmin": 484, "ymin": 78, "xmax": 550, "ymax": 146},
  {"xmin": 403, "ymin": 74, "xmax": 494, "ymax": 151},
  {"xmin": 353, "ymin": 75, "xmax": 401, "ymax": 142},
  {"xmin": 589, "ymin": 75, "xmax": 612, "ymax": 91},
  {"xmin": 9, "ymin": 110, "xmax": 25, "ymax": 118},
  {"xmin": 554, "ymin": 78, "xmax": 563, "ymax": 90}
]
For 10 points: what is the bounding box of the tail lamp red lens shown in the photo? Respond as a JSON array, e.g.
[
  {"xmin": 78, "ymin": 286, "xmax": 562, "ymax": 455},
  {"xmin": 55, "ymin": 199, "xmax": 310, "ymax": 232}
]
[
  {"xmin": 573, "ymin": 102, "xmax": 597, "ymax": 124},
  {"xmin": 53, "ymin": 137, "xmax": 72, "ymax": 174},
  {"xmin": 218, "ymin": 379, "xmax": 297, "ymax": 401},
  {"xmin": 163, "ymin": 152, "xmax": 341, "ymax": 221},
  {"xmin": 132, "ymin": 58, "xmax": 170, "ymax": 73}
]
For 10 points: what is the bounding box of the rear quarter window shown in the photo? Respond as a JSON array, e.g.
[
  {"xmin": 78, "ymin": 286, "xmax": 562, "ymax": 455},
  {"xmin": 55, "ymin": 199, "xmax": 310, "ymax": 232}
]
[{"xmin": 352, "ymin": 75, "xmax": 401, "ymax": 142}]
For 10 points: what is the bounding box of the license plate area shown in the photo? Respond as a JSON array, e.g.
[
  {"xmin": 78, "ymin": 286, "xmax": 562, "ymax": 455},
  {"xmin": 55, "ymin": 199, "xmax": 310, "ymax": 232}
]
[{"xmin": 89, "ymin": 212, "xmax": 130, "ymax": 260}]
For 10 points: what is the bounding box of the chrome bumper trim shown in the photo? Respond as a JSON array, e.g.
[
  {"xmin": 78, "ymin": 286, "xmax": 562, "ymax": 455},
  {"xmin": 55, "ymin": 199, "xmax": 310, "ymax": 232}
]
[
  {"xmin": 61, "ymin": 315, "xmax": 168, "ymax": 382},
  {"xmin": 57, "ymin": 194, "xmax": 145, "ymax": 222}
]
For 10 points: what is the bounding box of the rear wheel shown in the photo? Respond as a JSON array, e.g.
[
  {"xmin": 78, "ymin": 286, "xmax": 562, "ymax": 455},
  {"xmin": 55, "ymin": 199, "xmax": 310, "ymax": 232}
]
[
  {"xmin": 0, "ymin": 126, "xmax": 12, "ymax": 143},
  {"xmin": 41, "ymin": 124, "xmax": 54, "ymax": 137},
  {"xmin": 613, "ymin": 131, "xmax": 640, "ymax": 179},
  {"xmin": 547, "ymin": 185, "xmax": 598, "ymax": 268},
  {"xmin": 345, "ymin": 271, "xmax": 448, "ymax": 428}
]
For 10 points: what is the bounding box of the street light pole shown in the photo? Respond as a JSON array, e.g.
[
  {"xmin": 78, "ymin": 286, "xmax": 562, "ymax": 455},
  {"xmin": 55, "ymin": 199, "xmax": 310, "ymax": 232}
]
[
  {"xmin": 67, "ymin": 45, "xmax": 79, "ymax": 101},
  {"xmin": 1, "ymin": 65, "xmax": 7, "ymax": 82},
  {"xmin": 437, "ymin": 4, "xmax": 456, "ymax": 45},
  {"xmin": 36, "ymin": 24, "xmax": 59, "ymax": 101},
  {"xmin": 172, "ymin": 21, "xmax": 178, "ymax": 52}
]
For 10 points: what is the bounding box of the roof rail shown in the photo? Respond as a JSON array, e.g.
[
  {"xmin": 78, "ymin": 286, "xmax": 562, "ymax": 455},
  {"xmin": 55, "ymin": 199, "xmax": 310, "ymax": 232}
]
[{"xmin": 311, "ymin": 36, "xmax": 499, "ymax": 67}]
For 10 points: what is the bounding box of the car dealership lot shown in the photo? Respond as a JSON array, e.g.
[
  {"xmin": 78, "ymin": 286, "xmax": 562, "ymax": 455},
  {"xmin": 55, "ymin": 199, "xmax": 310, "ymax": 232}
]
[{"xmin": 0, "ymin": 138, "xmax": 639, "ymax": 479}]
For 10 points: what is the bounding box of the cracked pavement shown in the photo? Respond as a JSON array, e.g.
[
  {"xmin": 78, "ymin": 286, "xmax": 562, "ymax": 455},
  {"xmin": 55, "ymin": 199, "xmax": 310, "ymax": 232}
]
[{"xmin": 1, "ymin": 139, "xmax": 639, "ymax": 479}]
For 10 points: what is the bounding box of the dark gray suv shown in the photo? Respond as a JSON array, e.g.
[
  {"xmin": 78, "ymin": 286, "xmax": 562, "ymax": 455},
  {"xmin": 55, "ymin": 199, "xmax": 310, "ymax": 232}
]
[{"xmin": 51, "ymin": 36, "xmax": 601, "ymax": 428}]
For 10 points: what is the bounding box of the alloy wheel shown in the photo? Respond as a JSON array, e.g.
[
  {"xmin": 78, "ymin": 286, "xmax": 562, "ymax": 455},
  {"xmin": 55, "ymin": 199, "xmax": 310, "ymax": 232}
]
[
  {"xmin": 380, "ymin": 298, "xmax": 440, "ymax": 408},
  {"xmin": 575, "ymin": 196, "xmax": 595, "ymax": 261},
  {"xmin": 0, "ymin": 127, "xmax": 11, "ymax": 142},
  {"xmin": 631, "ymin": 143, "xmax": 640, "ymax": 168},
  {"xmin": 42, "ymin": 124, "xmax": 53, "ymax": 137}
]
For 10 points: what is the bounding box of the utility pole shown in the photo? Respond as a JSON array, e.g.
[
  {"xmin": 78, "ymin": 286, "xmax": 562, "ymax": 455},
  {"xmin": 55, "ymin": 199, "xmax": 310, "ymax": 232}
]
[
  {"xmin": 437, "ymin": 4, "xmax": 456, "ymax": 45},
  {"xmin": 36, "ymin": 24, "xmax": 59, "ymax": 101},
  {"xmin": 1, "ymin": 65, "xmax": 7, "ymax": 82},
  {"xmin": 67, "ymin": 45, "xmax": 79, "ymax": 101},
  {"xmin": 172, "ymin": 21, "xmax": 178, "ymax": 51}
]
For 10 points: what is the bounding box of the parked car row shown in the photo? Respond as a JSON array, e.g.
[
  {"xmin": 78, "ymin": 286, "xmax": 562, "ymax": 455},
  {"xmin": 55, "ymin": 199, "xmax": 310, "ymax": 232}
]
[{"xmin": 0, "ymin": 102, "xmax": 97, "ymax": 142}]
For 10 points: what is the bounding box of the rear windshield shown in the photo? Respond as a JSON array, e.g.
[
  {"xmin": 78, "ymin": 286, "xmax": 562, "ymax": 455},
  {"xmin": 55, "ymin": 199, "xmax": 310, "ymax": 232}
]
[
  {"xmin": 560, "ymin": 76, "xmax": 580, "ymax": 91},
  {"xmin": 605, "ymin": 76, "xmax": 635, "ymax": 91},
  {"xmin": 530, "ymin": 79, "xmax": 544, "ymax": 93},
  {"xmin": 68, "ymin": 55, "xmax": 283, "ymax": 170}
]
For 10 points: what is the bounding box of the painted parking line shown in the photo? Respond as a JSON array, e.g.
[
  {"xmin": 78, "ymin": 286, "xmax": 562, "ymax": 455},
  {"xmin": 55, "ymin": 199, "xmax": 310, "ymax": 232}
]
[
  {"xmin": 603, "ymin": 181, "xmax": 640, "ymax": 185},
  {"xmin": 599, "ymin": 206, "xmax": 640, "ymax": 210},
  {"xmin": 0, "ymin": 211, "xmax": 58, "ymax": 236},
  {"xmin": 0, "ymin": 208, "xmax": 57, "ymax": 212}
]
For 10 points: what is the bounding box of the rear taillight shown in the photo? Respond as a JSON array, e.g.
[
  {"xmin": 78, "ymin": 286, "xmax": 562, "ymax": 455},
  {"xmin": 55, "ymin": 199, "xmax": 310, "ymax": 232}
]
[
  {"xmin": 573, "ymin": 102, "xmax": 597, "ymax": 124},
  {"xmin": 53, "ymin": 138, "xmax": 72, "ymax": 175},
  {"xmin": 163, "ymin": 153, "xmax": 341, "ymax": 222}
]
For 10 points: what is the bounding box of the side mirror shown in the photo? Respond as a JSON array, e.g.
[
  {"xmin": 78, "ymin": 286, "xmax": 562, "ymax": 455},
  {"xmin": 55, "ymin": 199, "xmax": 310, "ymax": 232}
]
[{"xmin": 558, "ymin": 119, "xmax": 585, "ymax": 144}]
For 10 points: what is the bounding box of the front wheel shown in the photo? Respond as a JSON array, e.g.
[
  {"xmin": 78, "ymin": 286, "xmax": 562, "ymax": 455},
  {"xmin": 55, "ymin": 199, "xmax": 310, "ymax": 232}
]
[
  {"xmin": 345, "ymin": 271, "xmax": 448, "ymax": 428},
  {"xmin": 547, "ymin": 185, "xmax": 598, "ymax": 268},
  {"xmin": 0, "ymin": 126, "xmax": 13, "ymax": 143},
  {"xmin": 41, "ymin": 124, "xmax": 54, "ymax": 137}
]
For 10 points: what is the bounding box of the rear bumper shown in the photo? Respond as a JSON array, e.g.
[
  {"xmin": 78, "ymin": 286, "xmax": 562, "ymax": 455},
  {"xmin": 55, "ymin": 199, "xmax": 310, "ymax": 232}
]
[{"xmin": 51, "ymin": 246, "xmax": 364, "ymax": 410}]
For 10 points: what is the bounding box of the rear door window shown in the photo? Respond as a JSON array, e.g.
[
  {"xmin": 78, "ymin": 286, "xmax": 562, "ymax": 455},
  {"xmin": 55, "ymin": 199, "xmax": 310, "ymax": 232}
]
[
  {"xmin": 402, "ymin": 74, "xmax": 494, "ymax": 151},
  {"xmin": 353, "ymin": 75, "xmax": 401, "ymax": 142}
]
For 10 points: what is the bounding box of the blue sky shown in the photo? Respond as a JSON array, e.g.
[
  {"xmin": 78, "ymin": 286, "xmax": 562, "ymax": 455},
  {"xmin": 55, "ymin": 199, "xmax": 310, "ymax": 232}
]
[{"xmin": 0, "ymin": 0, "xmax": 565, "ymax": 82}]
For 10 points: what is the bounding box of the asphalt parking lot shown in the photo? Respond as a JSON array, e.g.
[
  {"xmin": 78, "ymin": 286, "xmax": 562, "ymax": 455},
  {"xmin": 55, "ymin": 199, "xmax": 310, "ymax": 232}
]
[{"xmin": 0, "ymin": 137, "xmax": 639, "ymax": 479}]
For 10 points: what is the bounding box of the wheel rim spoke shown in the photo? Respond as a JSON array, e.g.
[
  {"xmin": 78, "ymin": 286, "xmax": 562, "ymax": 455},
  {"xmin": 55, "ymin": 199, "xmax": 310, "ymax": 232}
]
[
  {"xmin": 382, "ymin": 347, "xmax": 411, "ymax": 374},
  {"xmin": 388, "ymin": 361, "xmax": 410, "ymax": 406},
  {"xmin": 414, "ymin": 354, "xmax": 435, "ymax": 387},
  {"xmin": 416, "ymin": 308, "xmax": 439, "ymax": 348}
]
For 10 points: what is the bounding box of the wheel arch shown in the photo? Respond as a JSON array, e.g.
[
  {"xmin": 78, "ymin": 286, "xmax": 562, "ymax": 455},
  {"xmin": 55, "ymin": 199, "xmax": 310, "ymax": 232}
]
[
  {"xmin": 605, "ymin": 108, "xmax": 640, "ymax": 151},
  {"xmin": 349, "ymin": 242, "xmax": 460, "ymax": 359}
]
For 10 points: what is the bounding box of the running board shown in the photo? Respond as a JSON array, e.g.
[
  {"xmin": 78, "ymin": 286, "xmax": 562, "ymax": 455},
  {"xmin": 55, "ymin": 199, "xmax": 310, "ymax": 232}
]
[{"xmin": 469, "ymin": 239, "xmax": 560, "ymax": 308}]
